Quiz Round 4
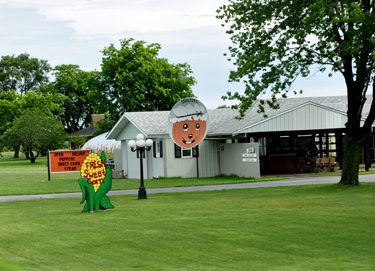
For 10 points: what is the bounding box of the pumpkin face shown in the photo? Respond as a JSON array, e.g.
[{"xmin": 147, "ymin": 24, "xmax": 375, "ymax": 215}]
[{"xmin": 172, "ymin": 118, "xmax": 207, "ymax": 148}]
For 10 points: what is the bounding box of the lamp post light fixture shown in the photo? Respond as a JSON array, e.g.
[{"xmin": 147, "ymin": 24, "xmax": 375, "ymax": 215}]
[{"xmin": 128, "ymin": 133, "xmax": 153, "ymax": 199}]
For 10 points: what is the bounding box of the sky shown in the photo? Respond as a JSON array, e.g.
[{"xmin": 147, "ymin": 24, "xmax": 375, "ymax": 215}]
[{"xmin": 0, "ymin": 0, "xmax": 347, "ymax": 110}]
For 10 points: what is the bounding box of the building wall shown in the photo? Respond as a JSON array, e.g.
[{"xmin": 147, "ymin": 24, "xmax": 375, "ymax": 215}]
[
  {"xmin": 164, "ymin": 139, "xmax": 220, "ymax": 178},
  {"xmin": 125, "ymin": 140, "xmax": 151, "ymax": 179},
  {"xmin": 114, "ymin": 120, "xmax": 256, "ymax": 179},
  {"xmin": 197, "ymin": 140, "xmax": 220, "ymax": 177},
  {"xmin": 219, "ymin": 143, "xmax": 260, "ymax": 178},
  {"xmin": 147, "ymin": 140, "xmax": 164, "ymax": 178},
  {"xmin": 122, "ymin": 138, "xmax": 165, "ymax": 179},
  {"xmin": 243, "ymin": 104, "xmax": 348, "ymax": 133},
  {"xmin": 121, "ymin": 136, "xmax": 259, "ymax": 179},
  {"xmin": 117, "ymin": 123, "xmax": 151, "ymax": 179},
  {"xmin": 113, "ymin": 149, "xmax": 123, "ymax": 171},
  {"xmin": 118, "ymin": 124, "xmax": 141, "ymax": 141},
  {"xmin": 121, "ymin": 140, "xmax": 129, "ymax": 177}
]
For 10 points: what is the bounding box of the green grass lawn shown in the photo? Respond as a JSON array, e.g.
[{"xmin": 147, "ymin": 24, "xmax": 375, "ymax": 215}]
[
  {"xmin": 1, "ymin": 184, "xmax": 374, "ymax": 270},
  {"xmin": 312, "ymin": 169, "xmax": 375, "ymax": 176},
  {"xmin": 0, "ymin": 156, "xmax": 283, "ymax": 196},
  {"xmin": 1, "ymin": 153, "xmax": 375, "ymax": 270}
]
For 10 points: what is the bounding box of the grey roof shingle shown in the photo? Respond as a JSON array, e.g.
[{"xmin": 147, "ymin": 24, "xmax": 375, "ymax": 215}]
[
  {"xmin": 107, "ymin": 95, "xmax": 374, "ymax": 139},
  {"xmin": 125, "ymin": 111, "xmax": 170, "ymax": 136},
  {"xmin": 68, "ymin": 126, "xmax": 98, "ymax": 137}
]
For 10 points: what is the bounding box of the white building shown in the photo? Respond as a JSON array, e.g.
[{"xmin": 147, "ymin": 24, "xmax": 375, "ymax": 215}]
[{"xmin": 106, "ymin": 96, "xmax": 375, "ymax": 178}]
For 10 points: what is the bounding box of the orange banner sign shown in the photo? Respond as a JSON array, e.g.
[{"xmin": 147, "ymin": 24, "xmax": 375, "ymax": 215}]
[{"xmin": 49, "ymin": 150, "xmax": 90, "ymax": 173}]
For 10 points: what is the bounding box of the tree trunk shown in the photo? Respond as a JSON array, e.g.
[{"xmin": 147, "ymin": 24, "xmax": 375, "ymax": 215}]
[
  {"xmin": 29, "ymin": 151, "xmax": 36, "ymax": 163},
  {"xmin": 13, "ymin": 146, "xmax": 20, "ymax": 158},
  {"xmin": 340, "ymin": 133, "xmax": 365, "ymax": 186},
  {"xmin": 13, "ymin": 147, "xmax": 19, "ymax": 159}
]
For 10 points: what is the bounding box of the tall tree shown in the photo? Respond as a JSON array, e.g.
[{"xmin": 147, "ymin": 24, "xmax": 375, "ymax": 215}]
[
  {"xmin": 0, "ymin": 90, "xmax": 65, "ymax": 157},
  {"xmin": 217, "ymin": 0, "xmax": 375, "ymax": 185},
  {"xmin": 47, "ymin": 64, "xmax": 106, "ymax": 134},
  {"xmin": 0, "ymin": 53, "xmax": 51, "ymax": 94},
  {"xmin": 0, "ymin": 91, "xmax": 20, "ymax": 136},
  {"xmin": 3, "ymin": 108, "xmax": 66, "ymax": 163},
  {"xmin": 0, "ymin": 90, "xmax": 65, "ymax": 134},
  {"xmin": 100, "ymin": 38, "xmax": 196, "ymax": 131}
]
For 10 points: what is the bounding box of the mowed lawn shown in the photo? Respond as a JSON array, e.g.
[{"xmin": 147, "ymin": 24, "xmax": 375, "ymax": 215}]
[
  {"xmin": 0, "ymin": 157, "xmax": 283, "ymax": 196},
  {"xmin": 1, "ymin": 184, "xmax": 375, "ymax": 270},
  {"xmin": 1, "ymin": 155, "xmax": 375, "ymax": 270}
]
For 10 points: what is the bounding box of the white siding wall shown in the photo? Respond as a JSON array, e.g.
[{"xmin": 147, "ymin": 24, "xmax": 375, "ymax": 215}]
[
  {"xmin": 117, "ymin": 123, "xmax": 151, "ymax": 179},
  {"xmin": 164, "ymin": 139, "xmax": 198, "ymax": 177},
  {"xmin": 197, "ymin": 140, "xmax": 220, "ymax": 177},
  {"xmin": 120, "ymin": 141, "xmax": 128, "ymax": 175},
  {"xmin": 243, "ymin": 104, "xmax": 348, "ymax": 133},
  {"xmin": 118, "ymin": 124, "xmax": 141, "ymax": 140},
  {"xmin": 164, "ymin": 139, "xmax": 219, "ymax": 178},
  {"xmin": 219, "ymin": 143, "xmax": 260, "ymax": 178},
  {"xmin": 122, "ymin": 138, "xmax": 165, "ymax": 180},
  {"xmin": 126, "ymin": 140, "xmax": 139, "ymax": 179},
  {"xmin": 148, "ymin": 140, "xmax": 164, "ymax": 178}
]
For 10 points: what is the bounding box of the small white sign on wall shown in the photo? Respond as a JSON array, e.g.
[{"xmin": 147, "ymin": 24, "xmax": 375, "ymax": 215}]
[
  {"xmin": 242, "ymin": 153, "xmax": 257, "ymax": 158},
  {"xmin": 247, "ymin": 147, "xmax": 255, "ymax": 153},
  {"xmin": 242, "ymin": 158, "xmax": 257, "ymax": 163}
]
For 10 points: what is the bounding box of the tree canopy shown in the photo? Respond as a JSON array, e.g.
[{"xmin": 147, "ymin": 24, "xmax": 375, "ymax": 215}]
[
  {"xmin": 3, "ymin": 108, "xmax": 66, "ymax": 163},
  {"xmin": 0, "ymin": 53, "xmax": 51, "ymax": 94},
  {"xmin": 0, "ymin": 91, "xmax": 65, "ymax": 135},
  {"xmin": 0, "ymin": 38, "xmax": 197, "ymax": 156},
  {"xmin": 0, "ymin": 91, "xmax": 20, "ymax": 135},
  {"xmin": 100, "ymin": 38, "xmax": 196, "ymax": 131},
  {"xmin": 217, "ymin": 0, "xmax": 375, "ymax": 185},
  {"xmin": 47, "ymin": 64, "xmax": 106, "ymax": 134}
]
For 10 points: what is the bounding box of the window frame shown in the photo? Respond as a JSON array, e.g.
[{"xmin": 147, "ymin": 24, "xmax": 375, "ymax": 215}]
[{"xmin": 175, "ymin": 144, "xmax": 199, "ymax": 159}]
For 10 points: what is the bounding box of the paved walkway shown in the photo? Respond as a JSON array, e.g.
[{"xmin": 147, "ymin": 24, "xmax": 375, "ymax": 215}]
[{"xmin": 1, "ymin": 174, "xmax": 374, "ymax": 203}]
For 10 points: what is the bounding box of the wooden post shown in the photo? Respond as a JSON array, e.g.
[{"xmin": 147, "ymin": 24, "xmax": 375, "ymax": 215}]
[
  {"xmin": 47, "ymin": 151, "xmax": 51, "ymax": 181},
  {"xmin": 196, "ymin": 156, "xmax": 199, "ymax": 178}
]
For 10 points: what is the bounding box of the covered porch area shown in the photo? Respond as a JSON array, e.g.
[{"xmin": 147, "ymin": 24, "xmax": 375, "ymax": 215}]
[{"xmin": 249, "ymin": 129, "xmax": 374, "ymax": 174}]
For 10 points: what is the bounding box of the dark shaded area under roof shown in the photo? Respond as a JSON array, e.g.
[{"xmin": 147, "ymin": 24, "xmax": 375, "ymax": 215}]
[{"xmin": 68, "ymin": 126, "xmax": 98, "ymax": 137}]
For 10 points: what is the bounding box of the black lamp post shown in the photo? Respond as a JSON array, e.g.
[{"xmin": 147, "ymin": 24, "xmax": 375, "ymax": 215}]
[{"xmin": 128, "ymin": 133, "xmax": 153, "ymax": 199}]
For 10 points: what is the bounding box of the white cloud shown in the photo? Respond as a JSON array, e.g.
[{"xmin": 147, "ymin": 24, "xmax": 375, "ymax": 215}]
[
  {"xmin": 0, "ymin": 0, "xmax": 225, "ymax": 35},
  {"xmin": 0, "ymin": 0, "xmax": 347, "ymax": 109}
]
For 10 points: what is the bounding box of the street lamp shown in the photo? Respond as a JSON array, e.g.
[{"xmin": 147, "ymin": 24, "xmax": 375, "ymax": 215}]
[{"xmin": 128, "ymin": 133, "xmax": 153, "ymax": 199}]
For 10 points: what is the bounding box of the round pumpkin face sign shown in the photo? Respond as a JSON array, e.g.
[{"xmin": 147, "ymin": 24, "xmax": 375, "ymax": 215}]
[{"xmin": 168, "ymin": 98, "xmax": 209, "ymax": 148}]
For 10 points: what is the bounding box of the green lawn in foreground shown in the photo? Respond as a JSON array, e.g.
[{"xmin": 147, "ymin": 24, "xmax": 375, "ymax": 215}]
[
  {"xmin": 0, "ymin": 157, "xmax": 283, "ymax": 196},
  {"xmin": 312, "ymin": 169, "xmax": 375, "ymax": 176},
  {"xmin": 1, "ymin": 184, "xmax": 374, "ymax": 270}
]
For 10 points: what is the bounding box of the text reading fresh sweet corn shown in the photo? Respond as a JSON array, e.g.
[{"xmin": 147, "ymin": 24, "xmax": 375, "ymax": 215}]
[{"xmin": 80, "ymin": 153, "xmax": 107, "ymax": 192}]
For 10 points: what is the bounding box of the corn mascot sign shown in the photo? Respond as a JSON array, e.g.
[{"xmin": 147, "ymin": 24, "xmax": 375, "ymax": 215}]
[
  {"xmin": 78, "ymin": 151, "xmax": 114, "ymax": 212},
  {"xmin": 168, "ymin": 98, "xmax": 209, "ymax": 149}
]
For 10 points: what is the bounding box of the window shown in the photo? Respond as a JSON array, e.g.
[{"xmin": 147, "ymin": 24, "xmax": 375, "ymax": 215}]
[
  {"xmin": 153, "ymin": 141, "xmax": 163, "ymax": 158},
  {"xmin": 174, "ymin": 144, "xmax": 199, "ymax": 158},
  {"xmin": 175, "ymin": 144, "xmax": 181, "ymax": 158},
  {"xmin": 182, "ymin": 148, "xmax": 192, "ymax": 158},
  {"xmin": 259, "ymin": 137, "xmax": 267, "ymax": 156}
]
